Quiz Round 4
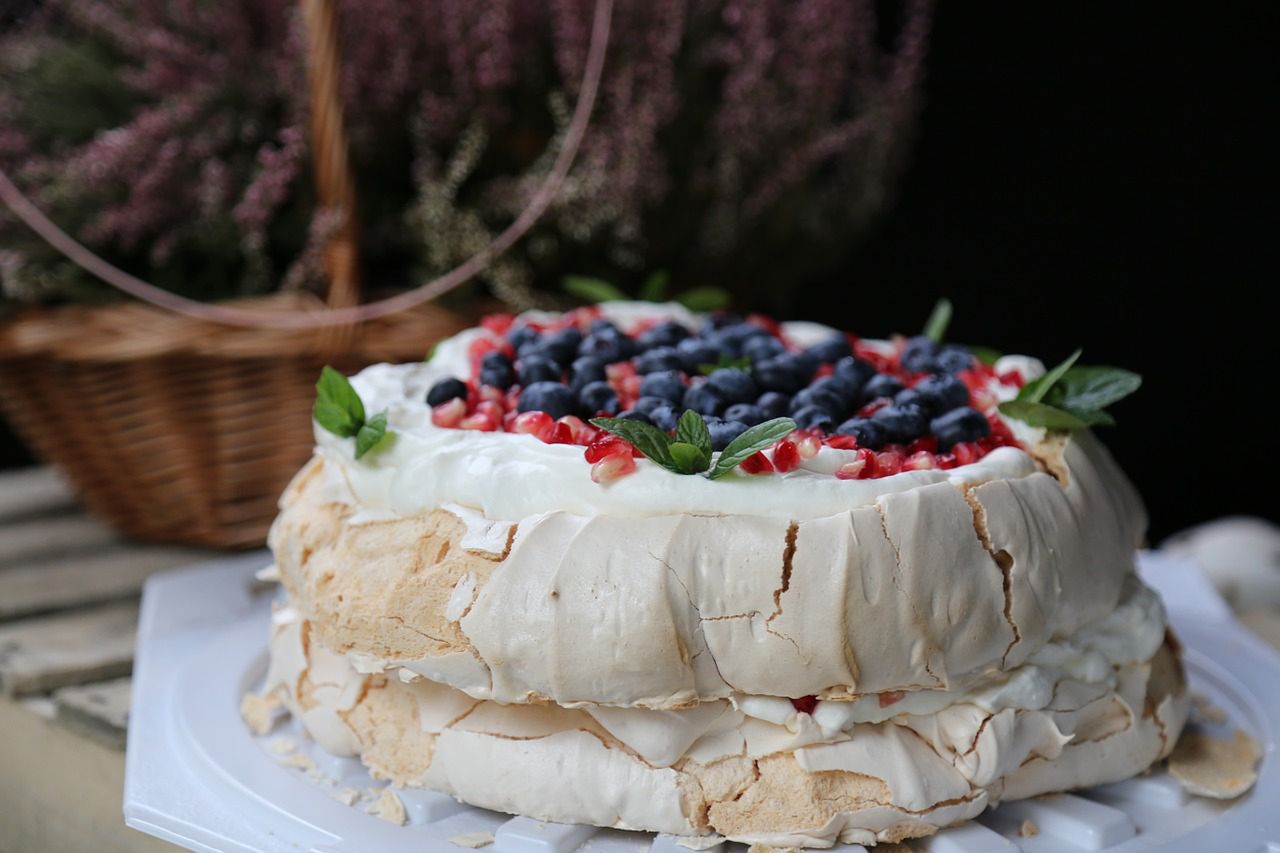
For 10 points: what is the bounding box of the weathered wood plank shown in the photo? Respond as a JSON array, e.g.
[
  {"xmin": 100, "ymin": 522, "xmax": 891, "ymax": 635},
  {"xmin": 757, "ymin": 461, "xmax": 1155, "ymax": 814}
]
[
  {"xmin": 0, "ymin": 545, "xmax": 210, "ymax": 621},
  {"xmin": 0, "ymin": 513, "xmax": 118, "ymax": 567},
  {"xmin": 0, "ymin": 466, "xmax": 78, "ymax": 525},
  {"xmin": 54, "ymin": 676, "xmax": 132, "ymax": 750},
  {"xmin": 0, "ymin": 602, "xmax": 138, "ymax": 696}
]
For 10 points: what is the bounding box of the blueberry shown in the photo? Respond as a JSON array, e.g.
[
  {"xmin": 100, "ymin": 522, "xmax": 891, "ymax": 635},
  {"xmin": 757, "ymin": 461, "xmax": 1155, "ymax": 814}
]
[
  {"xmin": 518, "ymin": 355, "xmax": 562, "ymax": 386},
  {"xmin": 792, "ymin": 404, "xmax": 835, "ymax": 433},
  {"xmin": 707, "ymin": 419, "xmax": 749, "ymax": 451},
  {"xmin": 894, "ymin": 388, "xmax": 930, "ymax": 411},
  {"xmin": 806, "ymin": 334, "xmax": 852, "ymax": 364},
  {"xmin": 682, "ymin": 383, "xmax": 724, "ymax": 416},
  {"xmin": 589, "ymin": 318, "xmax": 620, "ymax": 335},
  {"xmin": 724, "ymin": 403, "xmax": 765, "ymax": 426},
  {"xmin": 426, "ymin": 377, "xmax": 468, "ymax": 406},
  {"xmin": 569, "ymin": 356, "xmax": 606, "ymax": 392},
  {"xmin": 931, "ymin": 407, "xmax": 991, "ymax": 451},
  {"xmin": 675, "ymin": 338, "xmax": 722, "ymax": 373},
  {"xmin": 479, "ymin": 351, "xmax": 516, "ymax": 389},
  {"xmin": 649, "ymin": 405, "xmax": 679, "ymax": 432},
  {"xmin": 542, "ymin": 328, "xmax": 583, "ymax": 364},
  {"xmin": 517, "ymin": 382, "xmax": 576, "ymax": 419},
  {"xmin": 578, "ymin": 329, "xmax": 632, "ymax": 364},
  {"xmin": 790, "ymin": 386, "xmax": 848, "ymax": 419},
  {"xmin": 616, "ymin": 409, "xmax": 652, "ymax": 424},
  {"xmin": 636, "ymin": 322, "xmax": 690, "ymax": 350},
  {"xmin": 639, "ymin": 370, "xmax": 687, "ymax": 404},
  {"xmin": 811, "ymin": 375, "xmax": 859, "ymax": 404},
  {"xmin": 507, "ymin": 325, "xmax": 540, "ymax": 351},
  {"xmin": 578, "ymin": 380, "xmax": 620, "ymax": 416},
  {"xmin": 936, "ymin": 346, "xmax": 974, "ymax": 374},
  {"xmin": 743, "ymin": 335, "xmax": 785, "ymax": 364},
  {"xmin": 833, "ymin": 356, "xmax": 876, "ymax": 394},
  {"xmin": 900, "ymin": 335, "xmax": 939, "ymax": 374},
  {"xmin": 863, "ymin": 373, "xmax": 905, "ymax": 400},
  {"xmin": 871, "ymin": 404, "xmax": 929, "ymax": 443},
  {"xmin": 756, "ymin": 391, "xmax": 791, "ymax": 420},
  {"xmin": 699, "ymin": 312, "xmax": 742, "ymax": 334},
  {"xmin": 706, "ymin": 368, "xmax": 758, "ymax": 404},
  {"xmin": 631, "ymin": 396, "xmax": 669, "ymax": 417},
  {"xmin": 755, "ymin": 356, "xmax": 811, "ymax": 394},
  {"xmin": 835, "ymin": 417, "xmax": 886, "ymax": 449},
  {"xmin": 634, "ymin": 346, "xmax": 685, "ymax": 374},
  {"xmin": 913, "ymin": 373, "xmax": 970, "ymax": 413}
]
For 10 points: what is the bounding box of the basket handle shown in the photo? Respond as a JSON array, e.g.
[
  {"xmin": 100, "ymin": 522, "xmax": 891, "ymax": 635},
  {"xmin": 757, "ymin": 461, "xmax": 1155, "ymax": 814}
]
[{"xmin": 0, "ymin": 0, "xmax": 613, "ymax": 330}]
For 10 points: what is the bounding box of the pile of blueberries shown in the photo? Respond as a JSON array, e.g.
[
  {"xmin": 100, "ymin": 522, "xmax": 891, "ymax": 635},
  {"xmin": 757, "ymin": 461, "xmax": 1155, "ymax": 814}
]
[{"xmin": 427, "ymin": 315, "xmax": 991, "ymax": 452}]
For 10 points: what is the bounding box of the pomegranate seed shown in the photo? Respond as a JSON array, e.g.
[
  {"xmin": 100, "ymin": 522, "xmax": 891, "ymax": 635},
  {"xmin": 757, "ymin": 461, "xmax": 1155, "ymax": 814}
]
[
  {"xmin": 502, "ymin": 410, "xmax": 519, "ymax": 431},
  {"xmin": 584, "ymin": 435, "xmax": 632, "ymax": 463},
  {"xmin": 772, "ymin": 439, "xmax": 800, "ymax": 473},
  {"xmin": 853, "ymin": 343, "xmax": 892, "ymax": 373},
  {"xmin": 477, "ymin": 384, "xmax": 506, "ymax": 407},
  {"xmin": 935, "ymin": 452, "xmax": 959, "ymax": 469},
  {"xmin": 814, "ymin": 363, "xmax": 834, "ymax": 379},
  {"xmin": 475, "ymin": 401, "xmax": 505, "ymax": 423},
  {"xmin": 511, "ymin": 411, "xmax": 555, "ymax": 441},
  {"xmin": 836, "ymin": 448, "xmax": 878, "ymax": 480},
  {"xmin": 952, "ymin": 442, "xmax": 981, "ymax": 465},
  {"xmin": 739, "ymin": 451, "xmax": 775, "ymax": 474},
  {"xmin": 997, "ymin": 369, "xmax": 1025, "ymax": 388},
  {"xmin": 591, "ymin": 454, "xmax": 637, "ymax": 484},
  {"xmin": 970, "ymin": 388, "xmax": 998, "ymax": 412},
  {"xmin": 792, "ymin": 430, "xmax": 822, "ymax": 459},
  {"xmin": 480, "ymin": 313, "xmax": 515, "ymax": 334},
  {"xmin": 824, "ymin": 434, "xmax": 859, "ymax": 450},
  {"xmin": 878, "ymin": 690, "xmax": 905, "ymax": 709},
  {"xmin": 856, "ymin": 398, "xmax": 891, "ymax": 418},
  {"xmin": 746, "ymin": 313, "xmax": 783, "ymax": 336},
  {"xmin": 549, "ymin": 422, "xmax": 576, "ymax": 444},
  {"xmin": 504, "ymin": 387, "xmax": 522, "ymax": 410},
  {"xmin": 904, "ymin": 450, "xmax": 937, "ymax": 470},
  {"xmin": 630, "ymin": 316, "xmax": 661, "ymax": 336},
  {"xmin": 790, "ymin": 695, "xmax": 818, "ymax": 715},
  {"xmin": 431, "ymin": 398, "xmax": 466, "ymax": 428},
  {"xmin": 460, "ymin": 412, "xmax": 498, "ymax": 431},
  {"xmin": 907, "ymin": 435, "xmax": 938, "ymax": 454},
  {"xmin": 957, "ymin": 368, "xmax": 986, "ymax": 392},
  {"xmin": 606, "ymin": 361, "xmax": 638, "ymax": 382},
  {"xmin": 556, "ymin": 415, "xmax": 591, "ymax": 444},
  {"xmin": 876, "ymin": 449, "xmax": 906, "ymax": 476},
  {"xmin": 619, "ymin": 374, "xmax": 643, "ymax": 400}
]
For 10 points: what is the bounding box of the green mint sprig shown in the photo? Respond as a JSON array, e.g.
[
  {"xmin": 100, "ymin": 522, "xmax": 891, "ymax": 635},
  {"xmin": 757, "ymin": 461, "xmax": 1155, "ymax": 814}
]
[
  {"xmin": 997, "ymin": 349, "xmax": 1141, "ymax": 431},
  {"xmin": 562, "ymin": 272, "xmax": 730, "ymax": 311},
  {"xmin": 923, "ymin": 297, "xmax": 953, "ymax": 343},
  {"xmin": 590, "ymin": 411, "xmax": 796, "ymax": 480},
  {"xmin": 314, "ymin": 366, "xmax": 394, "ymax": 459},
  {"xmin": 697, "ymin": 354, "xmax": 752, "ymax": 375}
]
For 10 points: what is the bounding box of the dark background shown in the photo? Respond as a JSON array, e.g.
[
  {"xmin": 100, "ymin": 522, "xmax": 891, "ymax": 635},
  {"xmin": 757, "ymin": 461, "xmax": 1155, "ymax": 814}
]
[
  {"xmin": 2, "ymin": 4, "xmax": 1276, "ymax": 542},
  {"xmin": 813, "ymin": 3, "xmax": 1277, "ymax": 542}
]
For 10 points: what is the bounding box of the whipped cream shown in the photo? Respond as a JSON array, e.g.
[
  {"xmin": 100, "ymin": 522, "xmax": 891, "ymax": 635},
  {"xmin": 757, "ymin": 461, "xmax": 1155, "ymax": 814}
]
[{"xmin": 317, "ymin": 303, "xmax": 1046, "ymax": 523}]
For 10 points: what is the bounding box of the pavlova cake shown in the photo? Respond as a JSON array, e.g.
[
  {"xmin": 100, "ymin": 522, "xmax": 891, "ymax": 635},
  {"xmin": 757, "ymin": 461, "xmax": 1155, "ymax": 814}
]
[{"xmin": 254, "ymin": 301, "xmax": 1186, "ymax": 847}]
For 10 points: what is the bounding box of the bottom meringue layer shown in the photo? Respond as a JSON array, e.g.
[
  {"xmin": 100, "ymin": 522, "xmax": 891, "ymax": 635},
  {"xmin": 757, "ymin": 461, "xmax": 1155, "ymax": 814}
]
[{"xmin": 262, "ymin": 602, "xmax": 1187, "ymax": 848}]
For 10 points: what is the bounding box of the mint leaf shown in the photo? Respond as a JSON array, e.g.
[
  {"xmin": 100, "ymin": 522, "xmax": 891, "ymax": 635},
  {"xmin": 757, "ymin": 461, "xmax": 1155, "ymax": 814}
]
[
  {"xmin": 425, "ymin": 340, "xmax": 440, "ymax": 362},
  {"xmin": 563, "ymin": 275, "xmax": 628, "ymax": 303},
  {"xmin": 639, "ymin": 270, "xmax": 670, "ymax": 302},
  {"xmin": 355, "ymin": 411, "xmax": 392, "ymax": 459},
  {"xmin": 969, "ymin": 345, "xmax": 1002, "ymax": 366},
  {"xmin": 590, "ymin": 417, "xmax": 677, "ymax": 471},
  {"xmin": 1057, "ymin": 366, "xmax": 1142, "ymax": 412},
  {"xmin": 676, "ymin": 286, "xmax": 731, "ymax": 312},
  {"xmin": 708, "ymin": 418, "xmax": 797, "ymax": 480},
  {"xmin": 1064, "ymin": 406, "xmax": 1116, "ymax": 427},
  {"xmin": 669, "ymin": 441, "xmax": 710, "ymax": 474},
  {"xmin": 314, "ymin": 366, "xmax": 365, "ymax": 438},
  {"xmin": 675, "ymin": 409, "xmax": 712, "ymax": 460},
  {"xmin": 698, "ymin": 354, "xmax": 751, "ymax": 375},
  {"xmin": 923, "ymin": 298, "xmax": 953, "ymax": 343},
  {"xmin": 1020, "ymin": 348, "xmax": 1082, "ymax": 404},
  {"xmin": 997, "ymin": 400, "xmax": 1089, "ymax": 430}
]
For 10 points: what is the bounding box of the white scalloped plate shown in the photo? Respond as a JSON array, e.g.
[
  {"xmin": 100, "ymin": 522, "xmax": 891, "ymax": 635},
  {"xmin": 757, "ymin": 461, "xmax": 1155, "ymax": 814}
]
[{"xmin": 124, "ymin": 551, "xmax": 1280, "ymax": 853}]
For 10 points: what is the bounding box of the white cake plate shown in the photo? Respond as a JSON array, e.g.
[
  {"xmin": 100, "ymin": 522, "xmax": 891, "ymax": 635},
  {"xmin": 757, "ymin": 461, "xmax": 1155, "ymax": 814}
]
[{"xmin": 125, "ymin": 551, "xmax": 1280, "ymax": 853}]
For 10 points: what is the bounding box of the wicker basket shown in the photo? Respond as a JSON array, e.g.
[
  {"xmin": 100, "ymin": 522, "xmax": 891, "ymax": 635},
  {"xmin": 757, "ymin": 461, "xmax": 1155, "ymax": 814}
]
[
  {"xmin": 0, "ymin": 0, "xmax": 480, "ymax": 548},
  {"xmin": 0, "ymin": 295, "xmax": 472, "ymax": 547}
]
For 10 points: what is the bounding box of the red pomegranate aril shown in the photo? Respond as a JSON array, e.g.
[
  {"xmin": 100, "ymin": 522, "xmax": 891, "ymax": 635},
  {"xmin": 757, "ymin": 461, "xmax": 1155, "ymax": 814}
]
[
  {"xmin": 480, "ymin": 313, "xmax": 515, "ymax": 334},
  {"xmin": 836, "ymin": 448, "xmax": 878, "ymax": 480},
  {"xmin": 619, "ymin": 374, "xmax": 643, "ymax": 400},
  {"xmin": 957, "ymin": 368, "xmax": 986, "ymax": 393},
  {"xmin": 904, "ymin": 450, "xmax": 937, "ymax": 470},
  {"xmin": 606, "ymin": 361, "xmax": 638, "ymax": 382},
  {"xmin": 793, "ymin": 430, "xmax": 822, "ymax": 459},
  {"xmin": 952, "ymin": 442, "xmax": 981, "ymax": 465},
  {"xmin": 740, "ymin": 451, "xmax": 775, "ymax": 474},
  {"xmin": 878, "ymin": 690, "xmax": 905, "ymax": 708},
  {"xmin": 997, "ymin": 369, "xmax": 1025, "ymax": 388},
  {"xmin": 935, "ymin": 452, "xmax": 958, "ymax": 469},
  {"xmin": 460, "ymin": 412, "xmax": 498, "ymax": 431},
  {"xmin": 772, "ymin": 439, "xmax": 800, "ymax": 473},
  {"xmin": 584, "ymin": 435, "xmax": 631, "ymax": 463},
  {"xmin": 504, "ymin": 386, "xmax": 522, "ymax": 411},
  {"xmin": 876, "ymin": 449, "xmax": 906, "ymax": 476},
  {"xmin": 556, "ymin": 415, "xmax": 592, "ymax": 444},
  {"xmin": 856, "ymin": 398, "xmax": 891, "ymax": 418},
  {"xmin": 970, "ymin": 388, "xmax": 998, "ymax": 412},
  {"xmin": 430, "ymin": 398, "xmax": 467, "ymax": 428},
  {"xmin": 814, "ymin": 363, "xmax": 834, "ymax": 379},
  {"xmin": 549, "ymin": 422, "xmax": 576, "ymax": 444},
  {"xmin": 824, "ymin": 434, "xmax": 858, "ymax": 450},
  {"xmin": 907, "ymin": 435, "xmax": 938, "ymax": 455},
  {"xmin": 511, "ymin": 411, "xmax": 555, "ymax": 441},
  {"xmin": 477, "ymin": 384, "xmax": 506, "ymax": 407},
  {"xmin": 502, "ymin": 411, "xmax": 520, "ymax": 432},
  {"xmin": 790, "ymin": 695, "xmax": 819, "ymax": 715},
  {"xmin": 747, "ymin": 313, "xmax": 783, "ymax": 336},
  {"xmin": 475, "ymin": 401, "xmax": 505, "ymax": 423},
  {"xmin": 591, "ymin": 453, "xmax": 637, "ymax": 484}
]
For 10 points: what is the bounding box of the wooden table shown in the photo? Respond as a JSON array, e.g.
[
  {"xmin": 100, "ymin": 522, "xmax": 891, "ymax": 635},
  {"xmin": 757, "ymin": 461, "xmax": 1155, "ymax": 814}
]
[{"xmin": 2, "ymin": 466, "xmax": 1279, "ymax": 853}]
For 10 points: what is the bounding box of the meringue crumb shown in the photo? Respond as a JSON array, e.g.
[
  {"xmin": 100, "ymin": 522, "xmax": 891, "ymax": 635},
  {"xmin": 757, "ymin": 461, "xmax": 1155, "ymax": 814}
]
[
  {"xmin": 747, "ymin": 845, "xmax": 800, "ymax": 853},
  {"xmin": 367, "ymin": 788, "xmax": 406, "ymax": 826},
  {"xmin": 365, "ymin": 786, "xmax": 384, "ymax": 800},
  {"xmin": 269, "ymin": 736, "xmax": 296, "ymax": 754},
  {"xmin": 1190, "ymin": 691, "xmax": 1229, "ymax": 724},
  {"xmin": 255, "ymin": 564, "xmax": 281, "ymax": 582},
  {"xmin": 1020, "ymin": 819, "xmax": 1039, "ymax": 837},
  {"xmin": 239, "ymin": 692, "xmax": 280, "ymax": 735},
  {"xmin": 1169, "ymin": 728, "xmax": 1261, "ymax": 799},
  {"xmin": 449, "ymin": 832, "xmax": 495, "ymax": 848},
  {"xmin": 332, "ymin": 787, "xmax": 360, "ymax": 806},
  {"xmin": 280, "ymin": 753, "xmax": 316, "ymax": 772},
  {"xmin": 676, "ymin": 836, "xmax": 728, "ymax": 850}
]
